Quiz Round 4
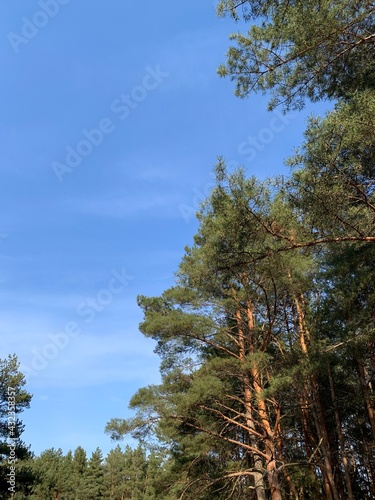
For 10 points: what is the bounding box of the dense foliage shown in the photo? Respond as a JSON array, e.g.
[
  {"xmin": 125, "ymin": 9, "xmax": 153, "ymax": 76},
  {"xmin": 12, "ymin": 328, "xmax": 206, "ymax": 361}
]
[
  {"xmin": 105, "ymin": 1, "xmax": 375, "ymax": 498},
  {"xmin": 0, "ymin": 355, "xmax": 33, "ymax": 499},
  {"xmin": 107, "ymin": 157, "xmax": 375, "ymax": 499},
  {"xmin": 5, "ymin": 0, "xmax": 375, "ymax": 498},
  {"xmin": 25, "ymin": 445, "xmax": 165, "ymax": 500},
  {"xmin": 217, "ymin": 0, "xmax": 375, "ymax": 110}
]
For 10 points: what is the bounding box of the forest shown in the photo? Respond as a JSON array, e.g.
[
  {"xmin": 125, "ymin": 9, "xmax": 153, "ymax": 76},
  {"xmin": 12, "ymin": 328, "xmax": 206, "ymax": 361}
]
[{"xmin": 1, "ymin": 0, "xmax": 375, "ymax": 498}]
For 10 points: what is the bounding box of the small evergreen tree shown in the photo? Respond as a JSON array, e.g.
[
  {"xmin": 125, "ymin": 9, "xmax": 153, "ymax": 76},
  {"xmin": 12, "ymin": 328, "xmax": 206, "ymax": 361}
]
[
  {"xmin": 0, "ymin": 354, "xmax": 33, "ymax": 498},
  {"xmin": 80, "ymin": 448, "xmax": 104, "ymax": 500}
]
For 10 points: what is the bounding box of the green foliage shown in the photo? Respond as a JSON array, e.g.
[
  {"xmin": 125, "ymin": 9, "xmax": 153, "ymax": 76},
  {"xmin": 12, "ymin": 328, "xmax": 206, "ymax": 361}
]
[
  {"xmin": 71, "ymin": 446, "xmax": 88, "ymax": 499},
  {"xmin": 217, "ymin": 0, "xmax": 375, "ymax": 110},
  {"xmin": 29, "ymin": 444, "xmax": 168, "ymax": 500},
  {"xmin": 9, "ymin": 1, "xmax": 375, "ymax": 498},
  {"xmin": 104, "ymin": 445, "xmax": 127, "ymax": 499},
  {"xmin": 287, "ymin": 90, "xmax": 375, "ymax": 242},
  {"xmin": 0, "ymin": 354, "xmax": 33, "ymax": 498},
  {"xmin": 106, "ymin": 145, "xmax": 375, "ymax": 496},
  {"xmin": 80, "ymin": 448, "xmax": 104, "ymax": 500},
  {"xmin": 30, "ymin": 448, "xmax": 72, "ymax": 499}
]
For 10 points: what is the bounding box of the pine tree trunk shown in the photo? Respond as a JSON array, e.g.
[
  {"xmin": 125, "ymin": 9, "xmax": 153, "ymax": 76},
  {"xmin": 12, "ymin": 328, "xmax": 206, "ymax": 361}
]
[
  {"xmin": 246, "ymin": 300, "xmax": 283, "ymax": 500},
  {"xmin": 245, "ymin": 388, "xmax": 268, "ymax": 500},
  {"xmin": 252, "ymin": 369, "xmax": 283, "ymax": 500},
  {"xmin": 237, "ymin": 306, "xmax": 267, "ymax": 500},
  {"xmin": 237, "ymin": 297, "xmax": 284, "ymax": 499},
  {"xmin": 275, "ymin": 412, "xmax": 299, "ymax": 498},
  {"xmin": 363, "ymin": 440, "xmax": 375, "ymax": 498},
  {"xmin": 298, "ymin": 392, "xmax": 315, "ymax": 458},
  {"xmin": 311, "ymin": 380, "xmax": 340, "ymax": 500},
  {"xmin": 357, "ymin": 360, "xmax": 375, "ymax": 441},
  {"xmin": 328, "ymin": 365, "xmax": 354, "ymax": 500},
  {"xmin": 357, "ymin": 360, "xmax": 375, "ymax": 496},
  {"xmin": 293, "ymin": 292, "xmax": 340, "ymax": 500}
]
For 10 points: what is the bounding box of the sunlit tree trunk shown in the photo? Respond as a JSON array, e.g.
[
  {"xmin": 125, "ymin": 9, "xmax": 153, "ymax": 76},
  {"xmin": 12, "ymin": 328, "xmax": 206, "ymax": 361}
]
[
  {"xmin": 247, "ymin": 300, "xmax": 283, "ymax": 500},
  {"xmin": 237, "ymin": 306, "xmax": 267, "ymax": 500}
]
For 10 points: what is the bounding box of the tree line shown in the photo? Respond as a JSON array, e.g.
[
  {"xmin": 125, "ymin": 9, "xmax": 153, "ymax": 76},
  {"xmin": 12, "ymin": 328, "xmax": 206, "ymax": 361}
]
[{"xmin": 0, "ymin": 353, "xmax": 166, "ymax": 498}]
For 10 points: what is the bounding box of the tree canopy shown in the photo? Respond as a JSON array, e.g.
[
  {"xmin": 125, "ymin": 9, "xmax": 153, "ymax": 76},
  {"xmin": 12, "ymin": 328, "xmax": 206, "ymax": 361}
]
[
  {"xmin": 4, "ymin": 0, "xmax": 375, "ymax": 498},
  {"xmin": 105, "ymin": 1, "xmax": 375, "ymax": 497},
  {"xmin": 217, "ymin": 0, "xmax": 375, "ymax": 110}
]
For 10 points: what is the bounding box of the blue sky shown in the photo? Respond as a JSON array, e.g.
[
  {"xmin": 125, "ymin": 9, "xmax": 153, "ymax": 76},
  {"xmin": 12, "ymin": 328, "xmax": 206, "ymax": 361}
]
[{"xmin": 1, "ymin": 1, "xmax": 330, "ymax": 458}]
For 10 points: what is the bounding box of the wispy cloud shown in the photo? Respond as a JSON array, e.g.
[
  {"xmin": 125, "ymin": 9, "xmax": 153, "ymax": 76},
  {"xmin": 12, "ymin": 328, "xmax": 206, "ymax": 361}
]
[
  {"xmin": 63, "ymin": 192, "xmax": 183, "ymax": 219},
  {"xmin": 27, "ymin": 332, "xmax": 159, "ymax": 388}
]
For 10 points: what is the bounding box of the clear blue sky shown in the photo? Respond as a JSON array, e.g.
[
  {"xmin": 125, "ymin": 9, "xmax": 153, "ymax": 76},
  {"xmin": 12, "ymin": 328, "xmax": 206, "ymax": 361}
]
[{"xmin": 1, "ymin": 1, "xmax": 329, "ymax": 458}]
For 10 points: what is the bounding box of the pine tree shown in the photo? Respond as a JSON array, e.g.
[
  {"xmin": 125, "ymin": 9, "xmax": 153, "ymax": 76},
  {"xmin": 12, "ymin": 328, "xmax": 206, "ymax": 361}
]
[
  {"xmin": 31, "ymin": 448, "xmax": 71, "ymax": 499},
  {"xmin": 107, "ymin": 158, "xmax": 375, "ymax": 497},
  {"xmin": 72, "ymin": 446, "xmax": 88, "ymax": 499},
  {"xmin": 107, "ymin": 166, "xmax": 320, "ymax": 499},
  {"xmin": 80, "ymin": 448, "xmax": 104, "ymax": 500},
  {"xmin": 217, "ymin": 0, "xmax": 375, "ymax": 110},
  {"xmin": 104, "ymin": 445, "xmax": 127, "ymax": 499},
  {"xmin": 0, "ymin": 354, "xmax": 33, "ymax": 498},
  {"xmin": 105, "ymin": 2, "xmax": 375, "ymax": 498}
]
